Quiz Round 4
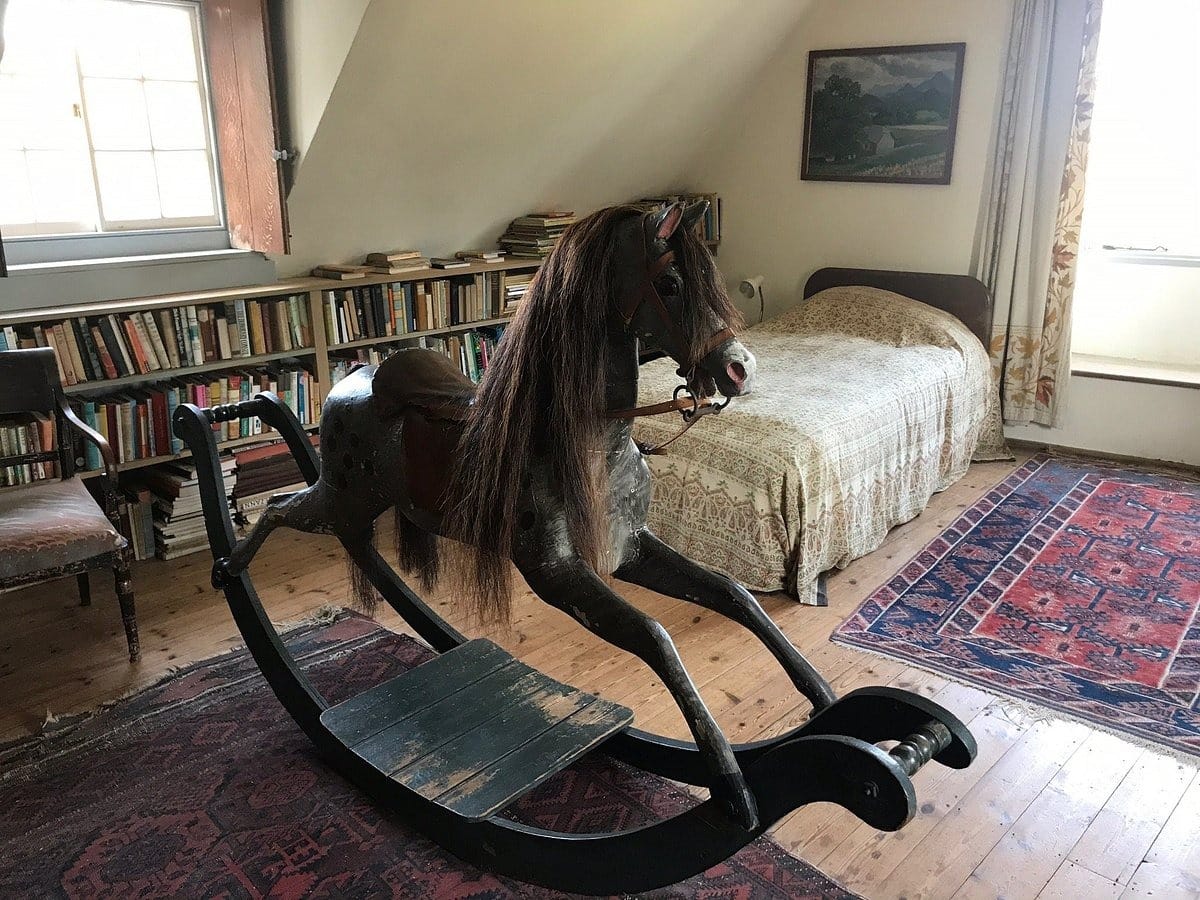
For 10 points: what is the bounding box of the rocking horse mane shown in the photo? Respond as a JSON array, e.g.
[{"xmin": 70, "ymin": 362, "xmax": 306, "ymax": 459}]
[{"xmin": 441, "ymin": 204, "xmax": 741, "ymax": 621}]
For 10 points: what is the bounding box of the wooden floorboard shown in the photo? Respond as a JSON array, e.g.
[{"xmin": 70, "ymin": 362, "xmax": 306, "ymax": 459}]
[{"xmin": 2, "ymin": 453, "xmax": 1198, "ymax": 899}]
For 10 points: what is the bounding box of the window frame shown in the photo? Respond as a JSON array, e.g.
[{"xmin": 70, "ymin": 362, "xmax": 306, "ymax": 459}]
[{"xmin": 0, "ymin": 0, "xmax": 287, "ymax": 274}]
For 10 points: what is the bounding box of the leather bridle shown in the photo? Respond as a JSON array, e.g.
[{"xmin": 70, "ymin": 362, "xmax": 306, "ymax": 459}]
[{"xmin": 606, "ymin": 236, "xmax": 736, "ymax": 454}]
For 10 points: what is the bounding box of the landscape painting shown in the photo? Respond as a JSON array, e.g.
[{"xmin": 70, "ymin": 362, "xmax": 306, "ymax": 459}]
[{"xmin": 801, "ymin": 43, "xmax": 965, "ymax": 184}]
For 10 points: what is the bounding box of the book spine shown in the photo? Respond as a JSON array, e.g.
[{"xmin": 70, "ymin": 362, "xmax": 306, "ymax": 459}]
[
  {"xmin": 101, "ymin": 315, "xmax": 131, "ymax": 377},
  {"xmin": 141, "ymin": 311, "xmax": 172, "ymax": 370},
  {"xmin": 169, "ymin": 307, "xmax": 189, "ymax": 366},
  {"xmin": 186, "ymin": 307, "xmax": 204, "ymax": 366},
  {"xmin": 82, "ymin": 401, "xmax": 101, "ymax": 471},
  {"xmin": 155, "ymin": 309, "xmax": 181, "ymax": 369},
  {"xmin": 119, "ymin": 317, "xmax": 146, "ymax": 374},
  {"xmin": 165, "ymin": 387, "xmax": 181, "ymax": 453},
  {"xmin": 131, "ymin": 314, "xmax": 161, "ymax": 371},
  {"xmin": 215, "ymin": 307, "xmax": 232, "ymax": 359},
  {"xmin": 235, "ymin": 300, "xmax": 253, "ymax": 357},
  {"xmin": 71, "ymin": 318, "xmax": 99, "ymax": 381},
  {"xmin": 273, "ymin": 300, "xmax": 293, "ymax": 350},
  {"xmin": 90, "ymin": 323, "xmax": 119, "ymax": 380}
]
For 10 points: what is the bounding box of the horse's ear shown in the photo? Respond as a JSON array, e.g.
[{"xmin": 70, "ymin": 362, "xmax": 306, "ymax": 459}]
[
  {"xmin": 682, "ymin": 199, "xmax": 709, "ymax": 233},
  {"xmin": 650, "ymin": 202, "xmax": 684, "ymax": 240}
]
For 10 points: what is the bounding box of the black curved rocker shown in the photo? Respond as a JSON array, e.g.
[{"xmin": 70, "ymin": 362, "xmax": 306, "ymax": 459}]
[{"xmin": 174, "ymin": 394, "xmax": 976, "ymax": 896}]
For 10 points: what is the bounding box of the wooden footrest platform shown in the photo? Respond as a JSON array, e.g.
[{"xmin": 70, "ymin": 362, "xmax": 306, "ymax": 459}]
[{"xmin": 320, "ymin": 639, "xmax": 634, "ymax": 821}]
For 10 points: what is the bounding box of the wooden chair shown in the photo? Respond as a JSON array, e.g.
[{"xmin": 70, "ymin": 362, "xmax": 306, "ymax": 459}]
[{"xmin": 0, "ymin": 348, "xmax": 139, "ymax": 662}]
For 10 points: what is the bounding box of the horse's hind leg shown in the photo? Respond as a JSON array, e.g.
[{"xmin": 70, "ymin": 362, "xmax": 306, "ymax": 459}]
[
  {"xmin": 516, "ymin": 552, "xmax": 759, "ymax": 830},
  {"xmin": 614, "ymin": 529, "xmax": 836, "ymax": 712},
  {"xmin": 215, "ymin": 485, "xmax": 334, "ymax": 584}
]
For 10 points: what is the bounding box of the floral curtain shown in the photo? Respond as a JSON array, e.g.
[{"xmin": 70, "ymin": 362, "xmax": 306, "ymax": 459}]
[{"xmin": 974, "ymin": 0, "xmax": 1105, "ymax": 426}]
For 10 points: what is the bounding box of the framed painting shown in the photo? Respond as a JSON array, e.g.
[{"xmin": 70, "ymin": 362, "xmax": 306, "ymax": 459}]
[{"xmin": 800, "ymin": 43, "xmax": 966, "ymax": 185}]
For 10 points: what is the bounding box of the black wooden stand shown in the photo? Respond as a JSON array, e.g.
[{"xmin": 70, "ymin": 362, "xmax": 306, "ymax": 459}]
[{"xmin": 173, "ymin": 394, "xmax": 977, "ymax": 896}]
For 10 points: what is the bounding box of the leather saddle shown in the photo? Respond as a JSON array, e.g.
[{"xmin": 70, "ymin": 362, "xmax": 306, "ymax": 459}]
[{"xmin": 372, "ymin": 349, "xmax": 476, "ymax": 519}]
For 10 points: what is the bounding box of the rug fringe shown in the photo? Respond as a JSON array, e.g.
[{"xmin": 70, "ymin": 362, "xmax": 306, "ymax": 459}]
[{"xmin": 830, "ymin": 636, "xmax": 1200, "ymax": 767}]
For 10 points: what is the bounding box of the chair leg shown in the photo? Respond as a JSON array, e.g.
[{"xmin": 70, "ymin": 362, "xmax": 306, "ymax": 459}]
[
  {"xmin": 112, "ymin": 561, "xmax": 140, "ymax": 663},
  {"xmin": 77, "ymin": 572, "xmax": 91, "ymax": 606}
]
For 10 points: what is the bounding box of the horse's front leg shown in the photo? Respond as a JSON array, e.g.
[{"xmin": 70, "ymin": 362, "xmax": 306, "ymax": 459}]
[
  {"xmin": 615, "ymin": 528, "xmax": 835, "ymax": 712},
  {"xmin": 515, "ymin": 550, "xmax": 759, "ymax": 830},
  {"xmin": 215, "ymin": 485, "xmax": 336, "ymax": 584}
]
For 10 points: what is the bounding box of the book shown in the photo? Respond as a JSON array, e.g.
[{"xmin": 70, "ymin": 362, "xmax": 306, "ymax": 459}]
[
  {"xmin": 430, "ymin": 257, "xmax": 470, "ymax": 269},
  {"xmin": 312, "ymin": 264, "xmax": 369, "ymax": 280},
  {"xmin": 364, "ymin": 260, "xmax": 430, "ymax": 275},
  {"xmin": 365, "ymin": 250, "xmax": 422, "ymax": 265},
  {"xmin": 455, "ymin": 250, "xmax": 505, "ymax": 262}
]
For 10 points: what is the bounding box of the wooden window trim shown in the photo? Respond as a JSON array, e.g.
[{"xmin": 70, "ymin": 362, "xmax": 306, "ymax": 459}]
[{"xmin": 201, "ymin": 0, "xmax": 290, "ymax": 255}]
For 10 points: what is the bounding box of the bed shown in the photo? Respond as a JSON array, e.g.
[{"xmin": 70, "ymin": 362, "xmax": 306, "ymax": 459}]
[{"xmin": 633, "ymin": 267, "xmax": 1007, "ymax": 605}]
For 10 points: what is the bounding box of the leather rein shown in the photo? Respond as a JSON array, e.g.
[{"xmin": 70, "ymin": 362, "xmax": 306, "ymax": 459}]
[{"xmin": 606, "ymin": 242, "xmax": 735, "ymax": 455}]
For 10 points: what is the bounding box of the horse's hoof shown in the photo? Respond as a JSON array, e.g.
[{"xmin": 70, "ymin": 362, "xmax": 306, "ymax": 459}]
[
  {"xmin": 714, "ymin": 772, "xmax": 760, "ymax": 831},
  {"xmin": 212, "ymin": 558, "xmax": 234, "ymax": 588}
]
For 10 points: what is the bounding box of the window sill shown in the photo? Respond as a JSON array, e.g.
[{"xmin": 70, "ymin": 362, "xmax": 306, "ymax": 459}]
[
  {"xmin": 1071, "ymin": 354, "xmax": 1200, "ymax": 389},
  {"xmin": 6, "ymin": 248, "xmax": 260, "ymax": 278},
  {"xmin": 0, "ymin": 249, "xmax": 277, "ymax": 314},
  {"xmin": 1089, "ymin": 249, "xmax": 1200, "ymax": 268}
]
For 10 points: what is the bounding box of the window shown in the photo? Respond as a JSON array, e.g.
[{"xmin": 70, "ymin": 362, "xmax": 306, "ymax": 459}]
[
  {"xmin": 0, "ymin": 0, "xmax": 222, "ymax": 240},
  {"xmin": 1078, "ymin": 0, "xmax": 1200, "ymax": 256},
  {"xmin": 1071, "ymin": 0, "xmax": 1200, "ymax": 372}
]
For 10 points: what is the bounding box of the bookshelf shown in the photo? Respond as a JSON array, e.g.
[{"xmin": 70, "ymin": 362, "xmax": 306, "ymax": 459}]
[{"xmin": 0, "ymin": 259, "xmax": 542, "ymax": 483}]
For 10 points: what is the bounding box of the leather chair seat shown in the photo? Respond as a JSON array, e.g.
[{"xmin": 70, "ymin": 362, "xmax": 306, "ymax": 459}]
[{"xmin": 0, "ymin": 477, "xmax": 127, "ymax": 581}]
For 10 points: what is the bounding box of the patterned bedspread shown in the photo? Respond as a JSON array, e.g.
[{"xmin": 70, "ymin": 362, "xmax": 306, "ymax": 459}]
[{"xmin": 633, "ymin": 286, "xmax": 1006, "ymax": 604}]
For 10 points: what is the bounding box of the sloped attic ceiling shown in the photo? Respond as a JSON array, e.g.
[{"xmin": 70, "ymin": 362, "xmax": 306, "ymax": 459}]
[{"xmin": 277, "ymin": 0, "xmax": 812, "ymax": 275}]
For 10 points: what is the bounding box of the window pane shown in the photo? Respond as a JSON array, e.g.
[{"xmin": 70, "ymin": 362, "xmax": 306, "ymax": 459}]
[
  {"xmin": 84, "ymin": 78, "xmax": 152, "ymax": 151},
  {"xmin": 156, "ymin": 151, "xmax": 216, "ymax": 218},
  {"xmin": 76, "ymin": 1, "xmax": 144, "ymax": 79},
  {"xmin": 0, "ymin": 152, "xmax": 36, "ymax": 224},
  {"xmin": 26, "ymin": 150, "xmax": 96, "ymax": 224},
  {"xmin": 2, "ymin": 73, "xmax": 82, "ymax": 150},
  {"xmin": 133, "ymin": 4, "xmax": 200, "ymax": 82},
  {"xmin": 95, "ymin": 151, "xmax": 161, "ymax": 221},
  {"xmin": 145, "ymin": 81, "xmax": 207, "ymax": 150},
  {"xmin": 0, "ymin": 0, "xmax": 76, "ymax": 75},
  {"xmin": 1080, "ymin": 0, "xmax": 1200, "ymax": 253}
]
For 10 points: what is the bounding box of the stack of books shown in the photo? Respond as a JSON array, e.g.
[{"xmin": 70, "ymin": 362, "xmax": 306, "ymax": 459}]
[
  {"xmin": 231, "ymin": 437, "xmax": 317, "ymax": 530},
  {"xmin": 0, "ymin": 414, "xmax": 56, "ymax": 486},
  {"xmin": 498, "ymin": 212, "xmax": 576, "ymax": 259},
  {"xmin": 70, "ymin": 365, "xmax": 320, "ymax": 470},
  {"xmin": 363, "ymin": 250, "xmax": 429, "ymax": 275},
  {"xmin": 503, "ymin": 272, "xmax": 535, "ymax": 312},
  {"xmin": 629, "ymin": 193, "xmax": 721, "ymax": 242},
  {"xmin": 454, "ymin": 249, "xmax": 506, "ymax": 264},
  {"xmin": 0, "ymin": 296, "xmax": 314, "ymax": 386},
  {"xmin": 136, "ymin": 457, "xmax": 236, "ymax": 560},
  {"xmin": 119, "ymin": 485, "xmax": 156, "ymax": 561}
]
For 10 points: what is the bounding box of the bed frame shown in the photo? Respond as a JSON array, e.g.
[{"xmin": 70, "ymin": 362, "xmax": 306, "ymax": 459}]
[{"xmin": 803, "ymin": 268, "xmax": 993, "ymax": 349}]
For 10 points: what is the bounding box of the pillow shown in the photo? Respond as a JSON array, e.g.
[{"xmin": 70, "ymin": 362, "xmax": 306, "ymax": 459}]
[{"xmin": 759, "ymin": 285, "xmax": 975, "ymax": 351}]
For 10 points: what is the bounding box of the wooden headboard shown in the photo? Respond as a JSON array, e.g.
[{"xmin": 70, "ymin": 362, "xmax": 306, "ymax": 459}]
[{"xmin": 803, "ymin": 267, "xmax": 993, "ymax": 349}]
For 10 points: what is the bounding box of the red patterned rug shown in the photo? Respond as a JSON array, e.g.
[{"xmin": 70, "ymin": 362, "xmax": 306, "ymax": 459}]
[
  {"xmin": 0, "ymin": 613, "xmax": 856, "ymax": 899},
  {"xmin": 834, "ymin": 453, "xmax": 1200, "ymax": 757}
]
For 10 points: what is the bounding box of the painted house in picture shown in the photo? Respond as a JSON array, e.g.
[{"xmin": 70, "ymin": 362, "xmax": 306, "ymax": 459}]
[{"xmin": 802, "ymin": 43, "xmax": 965, "ymax": 185}]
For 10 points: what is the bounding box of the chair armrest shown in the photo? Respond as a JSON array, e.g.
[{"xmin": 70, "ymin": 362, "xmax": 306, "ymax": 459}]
[{"xmin": 58, "ymin": 397, "xmax": 118, "ymax": 486}]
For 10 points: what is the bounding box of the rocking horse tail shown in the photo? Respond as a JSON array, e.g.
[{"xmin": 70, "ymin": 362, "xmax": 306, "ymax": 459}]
[{"xmin": 393, "ymin": 506, "xmax": 441, "ymax": 592}]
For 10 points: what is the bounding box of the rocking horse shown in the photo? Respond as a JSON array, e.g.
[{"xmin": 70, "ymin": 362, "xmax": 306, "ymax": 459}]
[{"xmin": 174, "ymin": 202, "xmax": 976, "ymax": 895}]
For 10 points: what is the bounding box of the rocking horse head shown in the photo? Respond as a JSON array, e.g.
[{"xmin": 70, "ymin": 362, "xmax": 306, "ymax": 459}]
[
  {"xmin": 443, "ymin": 203, "xmax": 752, "ymax": 620},
  {"xmin": 617, "ymin": 201, "xmax": 757, "ymax": 400}
]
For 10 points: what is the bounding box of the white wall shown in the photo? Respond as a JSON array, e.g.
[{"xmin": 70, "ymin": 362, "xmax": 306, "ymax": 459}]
[
  {"xmin": 1007, "ymin": 376, "xmax": 1200, "ymax": 466},
  {"xmin": 274, "ymin": 0, "xmax": 371, "ymax": 164},
  {"xmin": 278, "ymin": 0, "xmax": 813, "ymax": 277},
  {"xmin": 678, "ymin": 0, "xmax": 1014, "ymax": 319}
]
